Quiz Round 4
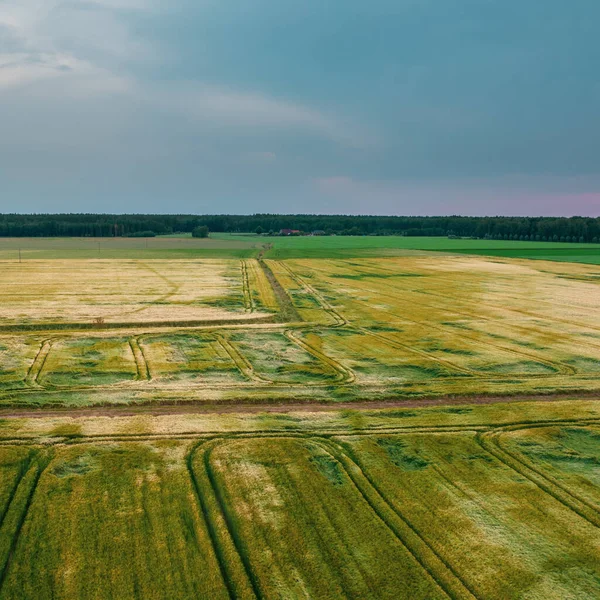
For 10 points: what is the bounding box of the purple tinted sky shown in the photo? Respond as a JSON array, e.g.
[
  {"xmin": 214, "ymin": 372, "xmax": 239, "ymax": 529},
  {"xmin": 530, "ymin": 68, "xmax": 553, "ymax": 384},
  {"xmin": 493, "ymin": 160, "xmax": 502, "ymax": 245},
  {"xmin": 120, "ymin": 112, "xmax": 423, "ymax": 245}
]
[{"xmin": 1, "ymin": 1, "xmax": 599, "ymax": 216}]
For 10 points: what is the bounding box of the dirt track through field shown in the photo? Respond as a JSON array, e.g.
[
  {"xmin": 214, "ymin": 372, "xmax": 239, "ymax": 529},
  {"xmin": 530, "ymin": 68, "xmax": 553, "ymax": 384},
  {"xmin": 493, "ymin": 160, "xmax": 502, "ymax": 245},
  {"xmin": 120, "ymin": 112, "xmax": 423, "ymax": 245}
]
[{"xmin": 1, "ymin": 391, "xmax": 599, "ymax": 420}]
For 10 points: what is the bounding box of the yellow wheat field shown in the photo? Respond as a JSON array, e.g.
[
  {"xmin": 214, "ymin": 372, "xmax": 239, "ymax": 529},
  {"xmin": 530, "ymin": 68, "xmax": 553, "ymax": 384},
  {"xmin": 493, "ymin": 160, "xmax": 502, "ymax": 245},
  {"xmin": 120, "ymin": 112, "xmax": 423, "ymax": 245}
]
[{"xmin": 0, "ymin": 253, "xmax": 599, "ymax": 404}]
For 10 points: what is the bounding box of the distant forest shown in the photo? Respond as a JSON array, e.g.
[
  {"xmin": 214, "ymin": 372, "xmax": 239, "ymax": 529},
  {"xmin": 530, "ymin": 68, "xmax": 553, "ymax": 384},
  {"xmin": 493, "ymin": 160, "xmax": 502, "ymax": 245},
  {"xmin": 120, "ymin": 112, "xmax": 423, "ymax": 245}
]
[{"xmin": 1, "ymin": 214, "xmax": 600, "ymax": 242}]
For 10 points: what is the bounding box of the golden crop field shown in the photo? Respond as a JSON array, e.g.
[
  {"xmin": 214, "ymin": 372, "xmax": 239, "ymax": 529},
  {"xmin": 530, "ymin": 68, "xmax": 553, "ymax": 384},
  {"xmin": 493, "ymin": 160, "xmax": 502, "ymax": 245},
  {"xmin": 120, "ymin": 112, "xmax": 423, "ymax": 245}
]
[
  {"xmin": 0, "ymin": 259, "xmax": 274, "ymax": 327},
  {"xmin": 1, "ymin": 399, "xmax": 600, "ymax": 599},
  {"xmin": 1, "ymin": 250, "xmax": 600, "ymax": 599},
  {"xmin": 0, "ymin": 254, "xmax": 599, "ymax": 407}
]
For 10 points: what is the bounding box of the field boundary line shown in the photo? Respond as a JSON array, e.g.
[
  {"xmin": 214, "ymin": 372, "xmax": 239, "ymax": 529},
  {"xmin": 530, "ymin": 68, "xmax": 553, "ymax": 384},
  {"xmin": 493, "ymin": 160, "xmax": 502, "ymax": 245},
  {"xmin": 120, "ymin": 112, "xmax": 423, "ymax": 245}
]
[
  {"xmin": 0, "ymin": 426, "xmax": 489, "ymax": 446},
  {"xmin": 24, "ymin": 339, "xmax": 54, "ymax": 387},
  {"xmin": 3, "ymin": 416, "xmax": 600, "ymax": 446},
  {"xmin": 476, "ymin": 428, "xmax": 600, "ymax": 528},
  {"xmin": 0, "ymin": 315, "xmax": 279, "ymax": 334},
  {"xmin": 3, "ymin": 385, "xmax": 600, "ymax": 411}
]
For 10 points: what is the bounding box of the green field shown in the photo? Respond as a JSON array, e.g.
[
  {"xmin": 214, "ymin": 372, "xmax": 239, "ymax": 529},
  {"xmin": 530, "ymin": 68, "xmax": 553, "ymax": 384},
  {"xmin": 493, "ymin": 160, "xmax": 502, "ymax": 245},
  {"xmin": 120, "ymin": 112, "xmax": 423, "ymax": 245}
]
[
  {"xmin": 1, "ymin": 234, "xmax": 600, "ymax": 263},
  {"xmin": 1, "ymin": 236, "xmax": 600, "ymax": 598},
  {"xmin": 0, "ymin": 236, "xmax": 260, "ymax": 260},
  {"xmin": 216, "ymin": 234, "xmax": 600, "ymax": 263},
  {"xmin": 1, "ymin": 400, "xmax": 600, "ymax": 598}
]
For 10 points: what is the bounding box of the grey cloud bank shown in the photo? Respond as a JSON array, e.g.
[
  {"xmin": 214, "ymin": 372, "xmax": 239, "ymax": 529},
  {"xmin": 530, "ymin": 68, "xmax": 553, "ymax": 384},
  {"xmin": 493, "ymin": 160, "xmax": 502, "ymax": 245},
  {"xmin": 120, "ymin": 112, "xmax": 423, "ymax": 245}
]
[{"xmin": 1, "ymin": 1, "xmax": 599, "ymax": 216}]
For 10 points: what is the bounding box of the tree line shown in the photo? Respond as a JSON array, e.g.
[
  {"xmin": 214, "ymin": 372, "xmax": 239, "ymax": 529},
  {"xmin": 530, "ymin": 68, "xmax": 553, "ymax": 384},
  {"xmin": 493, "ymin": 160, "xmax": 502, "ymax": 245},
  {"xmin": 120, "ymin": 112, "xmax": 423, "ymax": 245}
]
[{"xmin": 1, "ymin": 214, "xmax": 600, "ymax": 242}]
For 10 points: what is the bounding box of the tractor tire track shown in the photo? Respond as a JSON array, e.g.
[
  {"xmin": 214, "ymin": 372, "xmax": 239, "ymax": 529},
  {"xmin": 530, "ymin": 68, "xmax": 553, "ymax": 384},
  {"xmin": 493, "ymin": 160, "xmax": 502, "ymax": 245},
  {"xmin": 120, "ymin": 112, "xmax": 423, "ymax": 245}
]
[
  {"xmin": 192, "ymin": 434, "xmax": 470, "ymax": 600},
  {"xmin": 285, "ymin": 329, "xmax": 355, "ymax": 384},
  {"xmin": 187, "ymin": 440, "xmax": 257, "ymax": 600},
  {"xmin": 129, "ymin": 337, "xmax": 151, "ymax": 381},
  {"xmin": 0, "ymin": 452, "xmax": 34, "ymax": 532},
  {"xmin": 358, "ymin": 327, "xmax": 474, "ymax": 376},
  {"xmin": 311, "ymin": 437, "xmax": 477, "ymax": 600},
  {"xmin": 276, "ymin": 262, "xmax": 347, "ymax": 326},
  {"xmin": 0, "ymin": 450, "xmax": 52, "ymax": 593},
  {"xmin": 487, "ymin": 422, "xmax": 600, "ymax": 516},
  {"xmin": 494, "ymin": 427, "xmax": 600, "ymax": 516},
  {"xmin": 241, "ymin": 261, "xmax": 254, "ymax": 313},
  {"xmin": 24, "ymin": 339, "xmax": 54, "ymax": 387},
  {"xmin": 476, "ymin": 428, "xmax": 600, "ymax": 528},
  {"xmin": 215, "ymin": 335, "xmax": 272, "ymax": 384}
]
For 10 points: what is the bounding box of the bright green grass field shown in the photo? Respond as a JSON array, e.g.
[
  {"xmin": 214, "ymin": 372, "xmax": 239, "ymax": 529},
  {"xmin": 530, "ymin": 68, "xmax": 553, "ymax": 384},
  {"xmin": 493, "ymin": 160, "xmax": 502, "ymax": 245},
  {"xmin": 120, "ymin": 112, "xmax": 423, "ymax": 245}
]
[
  {"xmin": 216, "ymin": 233, "xmax": 600, "ymax": 263},
  {"xmin": 1, "ymin": 234, "xmax": 599, "ymax": 263}
]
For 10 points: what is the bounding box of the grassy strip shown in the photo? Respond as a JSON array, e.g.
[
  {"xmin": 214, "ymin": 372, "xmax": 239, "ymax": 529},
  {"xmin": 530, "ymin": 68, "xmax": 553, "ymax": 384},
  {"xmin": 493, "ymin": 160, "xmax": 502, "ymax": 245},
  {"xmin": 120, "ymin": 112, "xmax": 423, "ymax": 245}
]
[
  {"xmin": 257, "ymin": 260, "xmax": 301, "ymax": 322},
  {"xmin": 0, "ymin": 315, "xmax": 278, "ymax": 334},
  {"xmin": 241, "ymin": 261, "xmax": 254, "ymax": 313}
]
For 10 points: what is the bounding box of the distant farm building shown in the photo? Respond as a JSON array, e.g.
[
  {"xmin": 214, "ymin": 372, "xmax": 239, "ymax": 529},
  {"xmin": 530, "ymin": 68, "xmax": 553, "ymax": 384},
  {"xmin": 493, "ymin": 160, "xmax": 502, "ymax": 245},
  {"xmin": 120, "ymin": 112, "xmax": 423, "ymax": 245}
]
[{"xmin": 280, "ymin": 229, "xmax": 301, "ymax": 236}]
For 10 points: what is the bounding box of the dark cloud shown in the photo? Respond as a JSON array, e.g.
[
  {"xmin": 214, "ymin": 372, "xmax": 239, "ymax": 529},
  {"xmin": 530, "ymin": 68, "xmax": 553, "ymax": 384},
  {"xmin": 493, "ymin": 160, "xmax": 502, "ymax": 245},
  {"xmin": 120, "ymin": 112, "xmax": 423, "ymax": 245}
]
[{"xmin": 1, "ymin": 0, "xmax": 599, "ymax": 215}]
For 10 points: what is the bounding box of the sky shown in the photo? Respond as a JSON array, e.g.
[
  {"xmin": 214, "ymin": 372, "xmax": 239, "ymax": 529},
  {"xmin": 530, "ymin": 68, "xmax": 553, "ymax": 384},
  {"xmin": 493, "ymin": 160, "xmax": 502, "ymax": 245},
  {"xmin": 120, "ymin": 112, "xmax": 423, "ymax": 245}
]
[{"xmin": 1, "ymin": 0, "xmax": 599, "ymax": 216}]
